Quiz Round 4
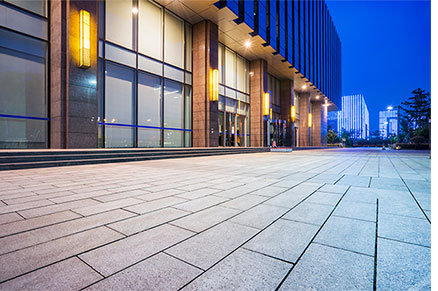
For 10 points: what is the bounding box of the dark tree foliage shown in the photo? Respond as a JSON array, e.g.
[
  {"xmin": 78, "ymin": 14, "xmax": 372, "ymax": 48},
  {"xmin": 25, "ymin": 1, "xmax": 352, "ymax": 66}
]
[
  {"xmin": 399, "ymin": 88, "xmax": 431, "ymax": 144},
  {"xmin": 327, "ymin": 130, "xmax": 339, "ymax": 144}
]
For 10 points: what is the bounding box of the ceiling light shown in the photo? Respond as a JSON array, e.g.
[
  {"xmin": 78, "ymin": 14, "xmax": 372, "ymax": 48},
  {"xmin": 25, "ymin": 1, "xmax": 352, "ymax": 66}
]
[
  {"xmin": 132, "ymin": 7, "xmax": 138, "ymax": 14},
  {"xmin": 244, "ymin": 40, "xmax": 251, "ymax": 48},
  {"xmin": 302, "ymin": 85, "xmax": 307, "ymax": 90}
]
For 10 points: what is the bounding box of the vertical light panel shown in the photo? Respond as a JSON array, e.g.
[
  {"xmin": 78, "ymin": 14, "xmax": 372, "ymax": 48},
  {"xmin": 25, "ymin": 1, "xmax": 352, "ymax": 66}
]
[
  {"xmin": 291, "ymin": 105, "xmax": 296, "ymax": 122},
  {"xmin": 209, "ymin": 69, "xmax": 219, "ymax": 101},
  {"xmin": 308, "ymin": 113, "xmax": 312, "ymax": 127},
  {"xmin": 263, "ymin": 92, "xmax": 270, "ymax": 116},
  {"xmin": 79, "ymin": 10, "xmax": 91, "ymax": 68}
]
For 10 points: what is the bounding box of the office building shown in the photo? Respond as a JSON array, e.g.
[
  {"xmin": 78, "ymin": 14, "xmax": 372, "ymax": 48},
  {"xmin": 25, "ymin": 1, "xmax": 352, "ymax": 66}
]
[
  {"xmin": 379, "ymin": 108, "xmax": 398, "ymax": 138},
  {"xmin": 0, "ymin": 0, "xmax": 341, "ymax": 149},
  {"xmin": 337, "ymin": 94, "xmax": 369, "ymax": 139},
  {"xmin": 327, "ymin": 111, "xmax": 338, "ymax": 132}
]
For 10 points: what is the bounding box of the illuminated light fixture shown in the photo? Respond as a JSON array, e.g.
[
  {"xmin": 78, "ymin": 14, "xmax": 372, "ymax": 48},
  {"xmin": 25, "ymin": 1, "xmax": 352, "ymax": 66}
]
[
  {"xmin": 249, "ymin": 71, "xmax": 254, "ymax": 77},
  {"xmin": 302, "ymin": 85, "xmax": 307, "ymax": 90},
  {"xmin": 308, "ymin": 113, "xmax": 312, "ymax": 128},
  {"xmin": 209, "ymin": 69, "xmax": 219, "ymax": 101},
  {"xmin": 244, "ymin": 40, "xmax": 251, "ymax": 48},
  {"xmin": 270, "ymin": 108, "xmax": 273, "ymax": 120},
  {"xmin": 291, "ymin": 105, "xmax": 296, "ymax": 123},
  {"xmin": 387, "ymin": 106, "xmax": 393, "ymax": 110},
  {"xmin": 79, "ymin": 10, "xmax": 91, "ymax": 68},
  {"xmin": 132, "ymin": 7, "xmax": 138, "ymax": 14},
  {"xmin": 263, "ymin": 92, "xmax": 270, "ymax": 116},
  {"xmin": 315, "ymin": 95, "xmax": 320, "ymax": 100}
]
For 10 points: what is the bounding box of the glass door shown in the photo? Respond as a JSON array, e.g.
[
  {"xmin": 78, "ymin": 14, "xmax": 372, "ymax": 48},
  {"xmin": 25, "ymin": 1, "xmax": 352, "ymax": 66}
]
[
  {"xmin": 218, "ymin": 111, "xmax": 224, "ymax": 146},
  {"xmin": 226, "ymin": 112, "xmax": 235, "ymax": 146}
]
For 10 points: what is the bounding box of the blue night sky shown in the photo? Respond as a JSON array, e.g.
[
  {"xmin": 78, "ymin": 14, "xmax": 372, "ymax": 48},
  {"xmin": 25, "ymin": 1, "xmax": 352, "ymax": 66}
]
[{"xmin": 326, "ymin": 0, "xmax": 431, "ymax": 132}]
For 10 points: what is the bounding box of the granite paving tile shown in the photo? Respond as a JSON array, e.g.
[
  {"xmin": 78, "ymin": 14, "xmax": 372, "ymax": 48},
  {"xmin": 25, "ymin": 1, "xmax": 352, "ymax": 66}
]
[
  {"xmin": 173, "ymin": 195, "xmax": 229, "ymax": 213},
  {"xmin": 0, "ymin": 226, "xmax": 123, "ymax": 282},
  {"xmin": 18, "ymin": 199, "xmax": 101, "ymax": 219},
  {"xmin": 336, "ymin": 175, "xmax": 371, "ymax": 187},
  {"xmin": 282, "ymin": 202, "xmax": 333, "ymax": 226},
  {"xmin": 249, "ymin": 186, "xmax": 287, "ymax": 197},
  {"xmin": 230, "ymin": 204, "xmax": 287, "ymax": 229},
  {"xmin": 79, "ymin": 224, "xmax": 193, "ymax": 276},
  {"xmin": 314, "ymin": 216, "xmax": 375, "ymax": 256},
  {"xmin": 166, "ymin": 221, "xmax": 258, "ymax": 270},
  {"xmin": 176, "ymin": 188, "xmax": 222, "ymax": 200},
  {"xmin": 0, "ymin": 212, "xmax": 23, "ymax": 225},
  {"xmin": 93, "ymin": 189, "xmax": 150, "ymax": 202},
  {"xmin": 73, "ymin": 198, "xmax": 143, "ymax": 216},
  {"xmin": 108, "ymin": 207, "xmax": 189, "ymax": 236},
  {"xmin": 319, "ymin": 184, "xmax": 349, "ymax": 194},
  {"xmin": 244, "ymin": 219, "xmax": 319, "ymax": 263},
  {"xmin": 333, "ymin": 200, "xmax": 376, "ymax": 222},
  {"xmin": 377, "ymin": 238, "xmax": 430, "ymax": 290},
  {"xmin": 378, "ymin": 213, "xmax": 430, "ymax": 247},
  {"xmin": 136, "ymin": 188, "xmax": 187, "ymax": 201},
  {"xmin": 305, "ymin": 191, "xmax": 342, "ymax": 206},
  {"xmin": 0, "ymin": 210, "xmax": 81, "ymax": 237},
  {"xmin": 0, "ymin": 257, "xmax": 102, "ymax": 291},
  {"xmin": 279, "ymin": 243, "xmax": 373, "ymax": 291},
  {"xmin": 0, "ymin": 209, "xmax": 134, "ymax": 254},
  {"xmin": 184, "ymin": 248, "xmax": 291, "ymax": 291},
  {"xmin": 220, "ymin": 194, "xmax": 268, "ymax": 211},
  {"xmin": 170, "ymin": 205, "xmax": 240, "ymax": 233},
  {"xmin": 0, "ymin": 199, "xmax": 54, "ymax": 215},
  {"xmin": 86, "ymin": 253, "xmax": 202, "ymax": 291},
  {"xmin": 123, "ymin": 196, "xmax": 188, "ymax": 214}
]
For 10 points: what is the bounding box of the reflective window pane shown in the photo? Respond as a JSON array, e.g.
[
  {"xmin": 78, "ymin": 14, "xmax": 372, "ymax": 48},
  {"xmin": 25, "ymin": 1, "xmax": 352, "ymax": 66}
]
[
  {"xmin": 105, "ymin": 0, "xmax": 133, "ymax": 49},
  {"xmin": 225, "ymin": 48, "xmax": 236, "ymax": 88},
  {"xmin": 138, "ymin": 128, "xmax": 161, "ymax": 147},
  {"xmin": 0, "ymin": 28, "xmax": 47, "ymax": 118},
  {"xmin": 164, "ymin": 130, "xmax": 182, "ymax": 147},
  {"xmin": 236, "ymin": 55, "xmax": 245, "ymax": 92},
  {"xmin": 185, "ymin": 23, "xmax": 192, "ymax": 71},
  {"xmin": 164, "ymin": 11, "xmax": 184, "ymax": 68},
  {"xmin": 139, "ymin": 0, "xmax": 163, "ymax": 60},
  {"xmin": 138, "ymin": 72, "xmax": 161, "ymax": 127},
  {"xmin": 4, "ymin": 0, "xmax": 47, "ymax": 17},
  {"xmin": 0, "ymin": 118, "xmax": 47, "ymax": 148},
  {"xmin": 164, "ymin": 80, "xmax": 183, "ymax": 129},
  {"xmin": 105, "ymin": 62, "xmax": 135, "ymax": 147}
]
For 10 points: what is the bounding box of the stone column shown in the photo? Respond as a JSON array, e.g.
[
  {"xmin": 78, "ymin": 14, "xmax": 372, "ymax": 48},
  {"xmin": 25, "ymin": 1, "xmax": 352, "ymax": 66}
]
[
  {"xmin": 299, "ymin": 92, "xmax": 310, "ymax": 146},
  {"xmin": 321, "ymin": 103, "xmax": 328, "ymax": 145},
  {"xmin": 280, "ymin": 80, "xmax": 294, "ymax": 147},
  {"xmin": 249, "ymin": 59, "xmax": 268, "ymax": 147},
  {"xmin": 192, "ymin": 20, "xmax": 219, "ymax": 147},
  {"xmin": 49, "ymin": 0, "xmax": 98, "ymax": 148},
  {"xmin": 311, "ymin": 101, "xmax": 322, "ymax": 146},
  {"xmin": 67, "ymin": 0, "xmax": 99, "ymax": 148}
]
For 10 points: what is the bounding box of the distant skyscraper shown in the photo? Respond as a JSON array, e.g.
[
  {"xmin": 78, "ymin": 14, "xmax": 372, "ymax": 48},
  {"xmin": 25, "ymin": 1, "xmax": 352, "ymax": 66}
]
[
  {"xmin": 337, "ymin": 95, "xmax": 370, "ymax": 139},
  {"xmin": 379, "ymin": 109, "xmax": 398, "ymax": 138},
  {"xmin": 327, "ymin": 111, "xmax": 339, "ymax": 132}
]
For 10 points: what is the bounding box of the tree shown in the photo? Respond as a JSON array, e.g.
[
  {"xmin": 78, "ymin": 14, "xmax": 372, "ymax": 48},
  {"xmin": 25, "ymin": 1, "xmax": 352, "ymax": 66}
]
[
  {"xmin": 340, "ymin": 130, "xmax": 353, "ymax": 147},
  {"xmin": 399, "ymin": 88, "xmax": 431, "ymax": 143},
  {"xmin": 327, "ymin": 130, "xmax": 339, "ymax": 144}
]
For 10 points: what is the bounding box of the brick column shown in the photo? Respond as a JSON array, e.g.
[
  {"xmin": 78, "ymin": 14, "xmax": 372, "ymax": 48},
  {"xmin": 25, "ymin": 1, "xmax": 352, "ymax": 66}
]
[
  {"xmin": 299, "ymin": 92, "xmax": 310, "ymax": 146},
  {"xmin": 249, "ymin": 59, "xmax": 268, "ymax": 147},
  {"xmin": 280, "ymin": 80, "xmax": 294, "ymax": 147},
  {"xmin": 192, "ymin": 20, "xmax": 219, "ymax": 147},
  {"xmin": 311, "ymin": 101, "xmax": 322, "ymax": 146}
]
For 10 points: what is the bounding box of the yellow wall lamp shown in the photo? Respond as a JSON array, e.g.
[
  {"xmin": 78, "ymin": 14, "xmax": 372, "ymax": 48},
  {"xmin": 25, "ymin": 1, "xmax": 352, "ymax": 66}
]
[
  {"xmin": 209, "ymin": 69, "xmax": 219, "ymax": 101},
  {"xmin": 263, "ymin": 92, "xmax": 270, "ymax": 116},
  {"xmin": 308, "ymin": 113, "xmax": 312, "ymax": 128},
  {"xmin": 291, "ymin": 105, "xmax": 296, "ymax": 123},
  {"xmin": 79, "ymin": 10, "xmax": 91, "ymax": 68}
]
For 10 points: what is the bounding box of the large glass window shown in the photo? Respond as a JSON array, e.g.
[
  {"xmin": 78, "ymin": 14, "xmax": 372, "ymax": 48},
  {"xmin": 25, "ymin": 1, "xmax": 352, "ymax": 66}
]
[
  {"xmin": 225, "ymin": 48, "xmax": 236, "ymax": 89},
  {"xmin": 5, "ymin": 0, "xmax": 47, "ymax": 17},
  {"xmin": 164, "ymin": 11, "xmax": 184, "ymax": 68},
  {"xmin": 100, "ymin": 0, "xmax": 192, "ymax": 148},
  {"xmin": 0, "ymin": 28, "xmax": 47, "ymax": 149},
  {"xmin": 105, "ymin": 0, "xmax": 134, "ymax": 49},
  {"xmin": 104, "ymin": 63, "xmax": 135, "ymax": 147},
  {"xmin": 139, "ymin": 0, "xmax": 162, "ymax": 60}
]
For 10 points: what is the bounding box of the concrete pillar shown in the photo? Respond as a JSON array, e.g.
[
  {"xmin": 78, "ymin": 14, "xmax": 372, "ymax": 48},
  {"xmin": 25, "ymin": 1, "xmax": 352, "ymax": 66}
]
[
  {"xmin": 299, "ymin": 92, "xmax": 310, "ymax": 146},
  {"xmin": 249, "ymin": 59, "xmax": 268, "ymax": 147},
  {"xmin": 192, "ymin": 20, "xmax": 219, "ymax": 147},
  {"xmin": 280, "ymin": 79, "xmax": 294, "ymax": 147},
  {"xmin": 49, "ymin": 0, "xmax": 98, "ymax": 148}
]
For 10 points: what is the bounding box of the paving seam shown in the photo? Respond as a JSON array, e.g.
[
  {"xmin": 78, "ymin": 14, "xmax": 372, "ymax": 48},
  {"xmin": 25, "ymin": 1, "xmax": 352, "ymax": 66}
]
[
  {"xmin": 377, "ymin": 236, "xmax": 430, "ymax": 249},
  {"xmin": 312, "ymin": 241, "xmax": 374, "ymax": 258},
  {"xmin": 373, "ymin": 198, "xmax": 379, "ymax": 291}
]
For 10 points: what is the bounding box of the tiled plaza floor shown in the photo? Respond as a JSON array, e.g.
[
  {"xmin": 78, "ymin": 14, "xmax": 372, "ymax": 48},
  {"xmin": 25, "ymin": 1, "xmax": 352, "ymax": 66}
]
[{"xmin": 0, "ymin": 148, "xmax": 431, "ymax": 290}]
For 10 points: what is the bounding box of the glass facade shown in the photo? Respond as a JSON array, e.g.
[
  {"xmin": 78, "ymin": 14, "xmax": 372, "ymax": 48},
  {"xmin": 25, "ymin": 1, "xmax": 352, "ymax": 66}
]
[
  {"xmin": 218, "ymin": 43, "xmax": 250, "ymax": 147},
  {"xmin": 337, "ymin": 95, "xmax": 370, "ymax": 139},
  {"xmin": 0, "ymin": 1, "xmax": 48, "ymax": 149},
  {"xmin": 99, "ymin": 0, "xmax": 193, "ymax": 148}
]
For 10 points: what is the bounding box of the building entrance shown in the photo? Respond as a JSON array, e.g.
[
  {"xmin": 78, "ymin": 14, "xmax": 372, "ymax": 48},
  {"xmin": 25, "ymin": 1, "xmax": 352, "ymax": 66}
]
[
  {"xmin": 269, "ymin": 120, "xmax": 287, "ymax": 147},
  {"xmin": 218, "ymin": 111, "xmax": 247, "ymax": 147}
]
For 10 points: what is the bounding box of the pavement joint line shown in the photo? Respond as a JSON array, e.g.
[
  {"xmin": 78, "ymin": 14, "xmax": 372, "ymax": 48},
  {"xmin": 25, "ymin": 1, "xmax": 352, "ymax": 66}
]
[
  {"xmin": 332, "ymin": 174, "xmax": 345, "ymax": 185},
  {"xmin": 167, "ymin": 223, "xmax": 198, "ymax": 234},
  {"xmin": 312, "ymin": 241, "xmax": 374, "ymax": 258},
  {"xmin": 274, "ymin": 186, "xmax": 351, "ymax": 291},
  {"xmin": 368, "ymin": 177, "xmax": 372, "ymax": 188},
  {"xmin": 241, "ymin": 247, "xmax": 295, "ymax": 265},
  {"xmin": 162, "ymin": 251, "xmax": 206, "ymax": 271},
  {"xmin": 330, "ymin": 214, "xmax": 376, "ymax": 224},
  {"xmin": 357, "ymin": 156, "xmax": 372, "ymax": 176},
  {"xmin": 377, "ymin": 236, "xmax": 431, "ymax": 249},
  {"xmin": 385, "ymin": 153, "xmax": 430, "ymax": 223},
  {"xmin": 373, "ymin": 198, "xmax": 379, "ymax": 291},
  {"xmin": 278, "ymin": 217, "xmax": 320, "ymax": 227},
  {"xmin": 76, "ymin": 255, "xmax": 106, "ymax": 279}
]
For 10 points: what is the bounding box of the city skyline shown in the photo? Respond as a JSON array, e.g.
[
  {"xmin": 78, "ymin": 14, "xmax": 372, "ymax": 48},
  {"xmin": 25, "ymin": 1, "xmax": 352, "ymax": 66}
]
[{"xmin": 327, "ymin": 0, "xmax": 430, "ymax": 132}]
